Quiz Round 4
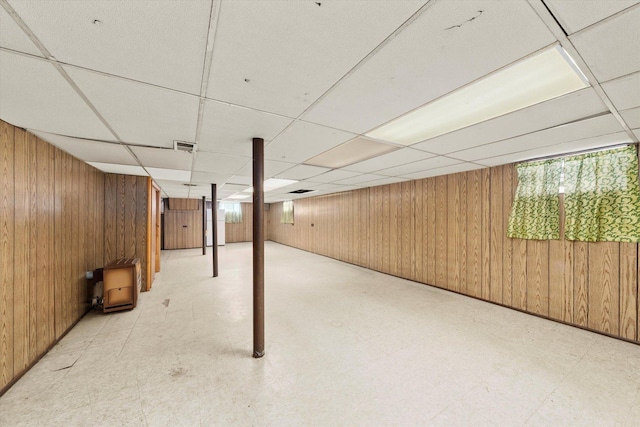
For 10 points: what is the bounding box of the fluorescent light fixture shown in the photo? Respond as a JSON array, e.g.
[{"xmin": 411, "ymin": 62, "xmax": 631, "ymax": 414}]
[
  {"xmin": 228, "ymin": 194, "xmax": 250, "ymax": 200},
  {"xmin": 243, "ymin": 178, "xmax": 299, "ymax": 193},
  {"xmin": 366, "ymin": 45, "xmax": 589, "ymax": 146},
  {"xmin": 304, "ymin": 137, "xmax": 399, "ymax": 169}
]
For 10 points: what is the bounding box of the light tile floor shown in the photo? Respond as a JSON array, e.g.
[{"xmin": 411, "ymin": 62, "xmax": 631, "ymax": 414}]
[{"xmin": 1, "ymin": 242, "xmax": 639, "ymax": 426}]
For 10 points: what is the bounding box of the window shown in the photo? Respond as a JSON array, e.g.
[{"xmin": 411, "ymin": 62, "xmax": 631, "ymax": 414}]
[
  {"xmin": 220, "ymin": 202, "xmax": 242, "ymax": 223},
  {"xmin": 281, "ymin": 200, "xmax": 294, "ymax": 224},
  {"xmin": 508, "ymin": 145, "xmax": 640, "ymax": 242}
]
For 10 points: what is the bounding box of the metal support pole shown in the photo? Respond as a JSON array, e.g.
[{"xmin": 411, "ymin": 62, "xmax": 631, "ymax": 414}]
[
  {"xmin": 212, "ymin": 184, "xmax": 218, "ymax": 277},
  {"xmin": 202, "ymin": 196, "xmax": 206, "ymax": 256},
  {"xmin": 252, "ymin": 137, "xmax": 265, "ymax": 358}
]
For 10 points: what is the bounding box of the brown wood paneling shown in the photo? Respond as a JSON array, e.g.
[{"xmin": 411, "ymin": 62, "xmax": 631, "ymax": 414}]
[
  {"xmin": 53, "ymin": 148, "xmax": 63, "ymax": 339},
  {"xmin": 424, "ymin": 178, "xmax": 436, "ymax": 285},
  {"xmin": 266, "ymin": 158, "xmax": 639, "ymax": 346},
  {"xmin": 435, "ymin": 176, "xmax": 447, "ymax": 289},
  {"xmin": 574, "ymin": 242, "xmax": 589, "ymax": 327},
  {"xmin": 27, "ymin": 134, "xmax": 38, "ymax": 362},
  {"xmin": 36, "ymin": 138, "xmax": 52, "ymax": 356},
  {"xmin": 620, "ymin": 243, "xmax": 638, "ymax": 341},
  {"xmin": 13, "ymin": 127, "xmax": 29, "ymax": 374},
  {"xmin": 447, "ymin": 174, "xmax": 460, "ymax": 292},
  {"xmin": 489, "ymin": 167, "xmax": 503, "ymax": 304},
  {"xmin": 502, "ymin": 164, "xmax": 514, "ymax": 306},
  {"xmin": 104, "ymin": 174, "xmax": 117, "ymax": 264},
  {"xmin": 588, "ymin": 242, "xmax": 619, "ymax": 335},
  {"xmin": 124, "ymin": 175, "xmax": 137, "ymax": 258},
  {"xmin": 168, "ymin": 198, "xmax": 199, "ymax": 210},
  {"xmin": 526, "ymin": 240, "xmax": 549, "ymax": 316},
  {"xmin": 466, "ymin": 171, "xmax": 482, "ymax": 298},
  {"xmin": 0, "ymin": 121, "xmax": 15, "ymax": 390},
  {"xmin": 136, "ymin": 176, "xmax": 148, "ymax": 291}
]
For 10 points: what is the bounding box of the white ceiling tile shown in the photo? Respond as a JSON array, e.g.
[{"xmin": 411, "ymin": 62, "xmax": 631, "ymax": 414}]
[
  {"xmin": 343, "ymin": 147, "xmax": 436, "ymax": 173},
  {"xmin": 265, "ymin": 121, "xmax": 356, "ymax": 163},
  {"xmin": 198, "ymin": 101, "xmax": 293, "ymax": 157},
  {"xmin": 235, "ymin": 159, "xmax": 296, "ymax": 179},
  {"xmin": 207, "ymin": 0, "xmax": 427, "ymax": 117},
  {"xmin": 634, "ymin": 129, "xmax": 640, "ymax": 140},
  {"xmin": 191, "ymin": 171, "xmax": 232, "ymax": 185},
  {"xmin": 570, "ymin": 7, "xmax": 640, "ymax": 81},
  {"xmin": 193, "ymin": 152, "xmax": 249, "ymax": 175},
  {"xmin": 0, "ymin": 51, "xmax": 113, "ymax": 140},
  {"xmin": 87, "ymin": 162, "xmax": 147, "ymax": 176},
  {"xmin": 361, "ymin": 176, "xmax": 410, "ymax": 188},
  {"xmin": 29, "ymin": 130, "xmax": 138, "ymax": 165},
  {"xmin": 9, "ymin": 0, "xmax": 212, "ymax": 93},
  {"xmin": 275, "ymin": 164, "xmax": 330, "ymax": 180},
  {"xmin": 620, "ymin": 108, "xmax": 640, "ymax": 129},
  {"xmin": 226, "ymin": 175, "xmax": 252, "ymax": 186},
  {"xmin": 399, "ymin": 162, "xmax": 485, "ymax": 180},
  {"xmin": 412, "ymin": 87, "xmax": 607, "ymax": 154},
  {"xmin": 0, "ymin": 5, "xmax": 42, "ymax": 56},
  {"xmin": 303, "ymin": 0, "xmax": 556, "ymax": 133},
  {"xmin": 601, "ymin": 72, "xmax": 640, "ymax": 111},
  {"xmin": 376, "ymin": 156, "xmax": 462, "ymax": 177},
  {"xmin": 146, "ymin": 167, "xmax": 190, "ymax": 182},
  {"xmin": 129, "ymin": 146, "xmax": 192, "ymax": 170},
  {"xmin": 451, "ymin": 114, "xmax": 624, "ymax": 162},
  {"xmin": 545, "ymin": 0, "xmax": 639, "ymax": 34},
  {"xmin": 334, "ymin": 174, "xmax": 387, "ymax": 186},
  {"xmin": 307, "ymin": 170, "xmax": 361, "ymax": 184},
  {"xmin": 477, "ymin": 132, "xmax": 633, "ymax": 167},
  {"xmin": 221, "ymin": 183, "xmax": 250, "ymax": 193},
  {"xmin": 65, "ymin": 67, "xmax": 199, "ymax": 148}
]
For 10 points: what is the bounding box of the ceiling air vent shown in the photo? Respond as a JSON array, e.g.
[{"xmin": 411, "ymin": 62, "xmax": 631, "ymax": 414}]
[
  {"xmin": 288, "ymin": 189, "xmax": 314, "ymax": 194},
  {"xmin": 174, "ymin": 140, "xmax": 197, "ymax": 153}
]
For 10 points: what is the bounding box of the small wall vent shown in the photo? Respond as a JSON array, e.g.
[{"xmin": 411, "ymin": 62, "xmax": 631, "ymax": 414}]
[
  {"xmin": 288, "ymin": 189, "xmax": 314, "ymax": 194},
  {"xmin": 174, "ymin": 140, "xmax": 197, "ymax": 153}
]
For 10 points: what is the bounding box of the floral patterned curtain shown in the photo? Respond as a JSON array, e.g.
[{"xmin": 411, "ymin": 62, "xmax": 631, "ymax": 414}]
[
  {"xmin": 281, "ymin": 200, "xmax": 294, "ymax": 224},
  {"xmin": 507, "ymin": 158, "xmax": 562, "ymax": 240},
  {"xmin": 563, "ymin": 145, "xmax": 640, "ymax": 242}
]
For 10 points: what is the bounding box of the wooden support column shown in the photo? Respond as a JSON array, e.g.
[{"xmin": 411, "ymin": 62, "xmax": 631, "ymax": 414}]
[
  {"xmin": 202, "ymin": 196, "xmax": 206, "ymax": 256},
  {"xmin": 212, "ymin": 184, "xmax": 218, "ymax": 277},
  {"xmin": 253, "ymin": 137, "xmax": 265, "ymax": 358}
]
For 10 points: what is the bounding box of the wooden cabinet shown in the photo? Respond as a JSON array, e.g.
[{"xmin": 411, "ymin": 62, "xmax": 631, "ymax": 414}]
[{"xmin": 103, "ymin": 258, "xmax": 140, "ymax": 313}]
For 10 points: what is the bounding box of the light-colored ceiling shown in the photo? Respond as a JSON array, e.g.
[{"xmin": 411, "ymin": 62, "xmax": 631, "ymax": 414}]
[{"xmin": 1, "ymin": 0, "xmax": 638, "ymax": 202}]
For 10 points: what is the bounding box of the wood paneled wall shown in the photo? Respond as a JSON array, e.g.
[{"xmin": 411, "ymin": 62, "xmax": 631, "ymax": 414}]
[
  {"xmin": 268, "ymin": 164, "xmax": 640, "ymax": 344},
  {"xmin": 1, "ymin": 120, "xmax": 150, "ymax": 394},
  {"xmin": 1, "ymin": 121, "xmax": 104, "ymax": 392},
  {"xmin": 103, "ymin": 174, "xmax": 149, "ymax": 289},
  {"xmin": 163, "ymin": 199, "xmax": 203, "ymax": 249},
  {"xmin": 225, "ymin": 202, "xmax": 270, "ymax": 243}
]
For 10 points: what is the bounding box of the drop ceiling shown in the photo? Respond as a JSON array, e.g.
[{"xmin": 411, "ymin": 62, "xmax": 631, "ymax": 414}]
[{"xmin": 0, "ymin": 0, "xmax": 638, "ymax": 203}]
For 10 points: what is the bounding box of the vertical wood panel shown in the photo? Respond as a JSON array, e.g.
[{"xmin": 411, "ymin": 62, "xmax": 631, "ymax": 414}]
[
  {"xmin": 526, "ymin": 240, "xmax": 549, "ymax": 316},
  {"xmin": 36, "ymin": 138, "xmax": 52, "ymax": 355},
  {"xmin": 481, "ymin": 169, "xmax": 491, "ymax": 301},
  {"xmin": 447, "ymin": 174, "xmax": 460, "ymax": 292},
  {"xmin": 116, "ymin": 175, "xmax": 126, "ymax": 259},
  {"xmin": 574, "ymin": 242, "xmax": 589, "ymax": 327},
  {"xmin": 389, "ymin": 183, "xmax": 400, "ymax": 276},
  {"xmin": 435, "ymin": 176, "xmax": 447, "ymax": 288},
  {"xmin": 424, "ymin": 178, "xmax": 436, "ymax": 285},
  {"xmin": 95, "ymin": 172, "xmax": 104, "ymax": 268},
  {"xmin": 401, "ymin": 181, "xmax": 414, "ymax": 280},
  {"xmin": 414, "ymin": 180, "xmax": 423, "ymax": 283},
  {"xmin": 0, "ymin": 121, "xmax": 15, "ymax": 389},
  {"xmin": 458, "ymin": 174, "xmax": 468, "ymax": 294},
  {"xmin": 124, "ymin": 175, "xmax": 137, "ymax": 257},
  {"xmin": 136, "ymin": 177, "xmax": 148, "ymax": 291},
  {"xmin": 27, "ymin": 134, "xmax": 38, "ymax": 361},
  {"xmin": 512, "ymin": 239, "xmax": 527, "ymax": 310},
  {"xmin": 489, "ymin": 167, "xmax": 503, "ymax": 304},
  {"xmin": 588, "ymin": 242, "xmax": 619, "ymax": 335},
  {"xmin": 620, "ymin": 243, "xmax": 638, "ymax": 341},
  {"xmin": 466, "ymin": 171, "xmax": 482, "ymax": 298},
  {"xmin": 13, "ymin": 128, "xmax": 29, "ymax": 373},
  {"xmin": 549, "ymin": 240, "xmax": 566, "ymax": 321},
  {"xmin": 382, "ymin": 185, "xmax": 390, "ymax": 274},
  {"xmin": 53, "ymin": 149, "xmax": 63, "ymax": 338},
  {"xmin": 104, "ymin": 175, "xmax": 117, "ymax": 264},
  {"xmin": 502, "ymin": 164, "xmax": 514, "ymax": 306}
]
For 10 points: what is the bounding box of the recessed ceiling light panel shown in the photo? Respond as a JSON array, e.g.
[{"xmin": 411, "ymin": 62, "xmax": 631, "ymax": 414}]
[
  {"xmin": 304, "ymin": 136, "xmax": 399, "ymax": 169},
  {"xmin": 366, "ymin": 45, "xmax": 589, "ymax": 146}
]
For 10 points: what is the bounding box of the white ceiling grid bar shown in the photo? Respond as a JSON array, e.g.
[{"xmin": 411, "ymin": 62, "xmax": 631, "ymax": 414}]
[{"xmin": 525, "ymin": 0, "xmax": 639, "ymax": 144}]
